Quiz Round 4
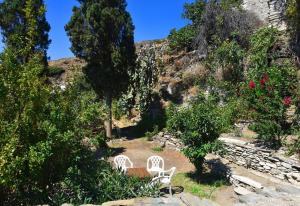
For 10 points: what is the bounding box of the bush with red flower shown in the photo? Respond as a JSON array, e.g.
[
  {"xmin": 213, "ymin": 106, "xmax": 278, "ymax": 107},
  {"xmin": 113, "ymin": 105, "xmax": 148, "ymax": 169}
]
[{"xmin": 243, "ymin": 65, "xmax": 297, "ymax": 148}]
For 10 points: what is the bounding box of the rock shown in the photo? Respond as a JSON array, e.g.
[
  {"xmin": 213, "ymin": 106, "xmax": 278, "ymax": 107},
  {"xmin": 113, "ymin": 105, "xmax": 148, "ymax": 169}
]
[
  {"xmin": 219, "ymin": 138, "xmax": 247, "ymax": 146},
  {"xmin": 164, "ymin": 135, "xmax": 171, "ymax": 139},
  {"xmin": 292, "ymin": 172, "xmax": 300, "ymax": 181},
  {"xmin": 158, "ymin": 132, "xmax": 164, "ymax": 137},
  {"xmin": 238, "ymin": 193, "xmax": 262, "ymax": 205},
  {"xmin": 159, "ymin": 141, "xmax": 166, "ymax": 148},
  {"xmin": 268, "ymin": 157, "xmax": 279, "ymax": 162},
  {"xmin": 276, "ymin": 174, "xmax": 286, "ymax": 180},
  {"xmin": 266, "ymin": 163, "xmax": 277, "ymax": 168},
  {"xmin": 281, "ymin": 162, "xmax": 292, "ymax": 169},
  {"xmin": 176, "ymin": 192, "xmax": 220, "ymax": 206},
  {"xmin": 81, "ymin": 205, "xmax": 100, "ymax": 206},
  {"xmin": 234, "ymin": 187, "xmax": 253, "ymax": 196},
  {"xmin": 259, "ymin": 162, "xmax": 266, "ymax": 166},
  {"xmin": 232, "ymin": 175, "xmax": 264, "ymax": 189},
  {"xmin": 276, "ymin": 185, "xmax": 300, "ymax": 195},
  {"xmin": 102, "ymin": 199, "xmax": 135, "ymax": 206},
  {"xmin": 200, "ymin": 199, "xmax": 221, "ymax": 206},
  {"xmin": 177, "ymin": 192, "xmax": 202, "ymax": 206},
  {"xmin": 256, "ymin": 187, "xmax": 282, "ymax": 198},
  {"xmin": 99, "ymin": 194, "xmax": 221, "ymax": 206}
]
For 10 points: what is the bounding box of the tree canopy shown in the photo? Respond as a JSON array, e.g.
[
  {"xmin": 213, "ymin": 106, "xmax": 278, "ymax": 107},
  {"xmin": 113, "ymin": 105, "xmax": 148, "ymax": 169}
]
[
  {"xmin": 0, "ymin": 0, "xmax": 51, "ymax": 65},
  {"xmin": 65, "ymin": 0, "xmax": 136, "ymax": 138}
]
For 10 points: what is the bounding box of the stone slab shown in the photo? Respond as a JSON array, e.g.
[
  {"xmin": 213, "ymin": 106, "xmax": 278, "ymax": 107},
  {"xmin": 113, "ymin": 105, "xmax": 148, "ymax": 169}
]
[
  {"xmin": 232, "ymin": 175, "xmax": 263, "ymax": 189},
  {"xmin": 234, "ymin": 187, "xmax": 253, "ymax": 196}
]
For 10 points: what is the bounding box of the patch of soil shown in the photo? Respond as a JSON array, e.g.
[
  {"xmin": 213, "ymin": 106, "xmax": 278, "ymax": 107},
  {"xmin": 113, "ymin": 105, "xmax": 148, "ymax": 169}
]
[
  {"xmin": 108, "ymin": 139, "xmax": 194, "ymax": 173},
  {"xmin": 214, "ymin": 186, "xmax": 237, "ymax": 206}
]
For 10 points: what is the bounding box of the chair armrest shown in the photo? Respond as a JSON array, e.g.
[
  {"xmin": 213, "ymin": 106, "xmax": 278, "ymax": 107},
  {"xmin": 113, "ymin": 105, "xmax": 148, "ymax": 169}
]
[{"xmin": 158, "ymin": 167, "xmax": 176, "ymax": 177}]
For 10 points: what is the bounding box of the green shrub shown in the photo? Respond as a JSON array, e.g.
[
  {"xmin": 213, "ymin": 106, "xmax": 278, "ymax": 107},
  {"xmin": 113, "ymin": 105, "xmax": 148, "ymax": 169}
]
[
  {"xmin": 288, "ymin": 135, "xmax": 300, "ymax": 158},
  {"xmin": 112, "ymin": 100, "xmax": 126, "ymax": 120},
  {"xmin": 168, "ymin": 25, "xmax": 197, "ymax": 52},
  {"xmin": 167, "ymin": 96, "xmax": 222, "ymax": 172},
  {"xmin": 248, "ymin": 27, "xmax": 279, "ymax": 70},
  {"xmin": 152, "ymin": 146, "xmax": 164, "ymax": 152},
  {"xmin": 0, "ymin": 50, "xmax": 108, "ymax": 204},
  {"xmin": 145, "ymin": 125, "xmax": 159, "ymax": 141},
  {"xmin": 50, "ymin": 150, "xmax": 159, "ymax": 205},
  {"xmin": 250, "ymin": 121, "xmax": 283, "ymax": 148},
  {"xmin": 212, "ymin": 39, "xmax": 245, "ymax": 83},
  {"xmin": 217, "ymin": 98, "xmax": 247, "ymax": 133},
  {"xmin": 134, "ymin": 110, "xmax": 167, "ymax": 138},
  {"xmin": 48, "ymin": 66, "xmax": 65, "ymax": 76}
]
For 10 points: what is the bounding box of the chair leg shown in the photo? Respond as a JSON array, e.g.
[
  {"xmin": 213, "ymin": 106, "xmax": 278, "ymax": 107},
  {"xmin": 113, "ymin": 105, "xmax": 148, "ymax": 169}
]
[{"xmin": 169, "ymin": 184, "xmax": 172, "ymax": 196}]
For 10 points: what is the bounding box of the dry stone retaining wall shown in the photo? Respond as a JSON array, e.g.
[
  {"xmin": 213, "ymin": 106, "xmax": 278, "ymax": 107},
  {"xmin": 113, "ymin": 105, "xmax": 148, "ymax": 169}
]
[
  {"xmin": 153, "ymin": 132, "xmax": 300, "ymax": 184},
  {"xmin": 220, "ymin": 137, "xmax": 300, "ymax": 185}
]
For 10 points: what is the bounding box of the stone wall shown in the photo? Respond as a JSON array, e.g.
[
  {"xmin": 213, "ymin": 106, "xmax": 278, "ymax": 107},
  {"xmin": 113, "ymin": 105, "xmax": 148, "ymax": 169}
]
[
  {"xmin": 153, "ymin": 132, "xmax": 300, "ymax": 185},
  {"xmin": 243, "ymin": 0, "xmax": 287, "ymax": 30},
  {"xmin": 220, "ymin": 137, "xmax": 300, "ymax": 185},
  {"xmin": 153, "ymin": 132, "xmax": 184, "ymax": 151}
]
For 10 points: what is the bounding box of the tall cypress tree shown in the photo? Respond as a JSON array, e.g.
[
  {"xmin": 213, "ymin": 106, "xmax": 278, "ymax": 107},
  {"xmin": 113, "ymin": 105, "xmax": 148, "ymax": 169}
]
[
  {"xmin": 66, "ymin": 0, "xmax": 136, "ymax": 138},
  {"xmin": 0, "ymin": 0, "xmax": 51, "ymax": 65}
]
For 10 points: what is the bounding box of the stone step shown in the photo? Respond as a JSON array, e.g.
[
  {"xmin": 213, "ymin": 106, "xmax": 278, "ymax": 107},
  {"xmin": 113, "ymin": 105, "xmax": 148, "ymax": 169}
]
[
  {"xmin": 176, "ymin": 192, "xmax": 220, "ymax": 206},
  {"xmin": 234, "ymin": 187, "xmax": 253, "ymax": 196},
  {"xmin": 231, "ymin": 175, "xmax": 264, "ymax": 190}
]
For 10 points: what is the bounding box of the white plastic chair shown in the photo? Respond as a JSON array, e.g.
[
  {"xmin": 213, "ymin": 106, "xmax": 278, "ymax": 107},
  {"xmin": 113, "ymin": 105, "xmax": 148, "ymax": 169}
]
[
  {"xmin": 151, "ymin": 167, "xmax": 176, "ymax": 195},
  {"xmin": 147, "ymin": 155, "xmax": 164, "ymax": 176},
  {"xmin": 114, "ymin": 155, "xmax": 133, "ymax": 172}
]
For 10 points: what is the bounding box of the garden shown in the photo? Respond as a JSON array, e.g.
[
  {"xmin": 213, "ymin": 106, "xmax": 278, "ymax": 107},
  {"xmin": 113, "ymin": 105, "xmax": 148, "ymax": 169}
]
[{"xmin": 1, "ymin": 0, "xmax": 300, "ymax": 205}]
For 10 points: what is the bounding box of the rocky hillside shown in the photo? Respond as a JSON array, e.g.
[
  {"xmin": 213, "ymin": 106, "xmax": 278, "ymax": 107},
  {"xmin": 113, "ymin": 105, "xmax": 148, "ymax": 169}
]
[
  {"xmin": 48, "ymin": 57, "xmax": 85, "ymax": 87},
  {"xmin": 49, "ymin": 39, "xmax": 207, "ymax": 104}
]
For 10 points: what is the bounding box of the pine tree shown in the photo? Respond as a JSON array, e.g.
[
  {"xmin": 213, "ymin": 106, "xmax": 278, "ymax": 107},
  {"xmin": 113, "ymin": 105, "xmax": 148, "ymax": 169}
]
[
  {"xmin": 65, "ymin": 0, "xmax": 136, "ymax": 138},
  {"xmin": 0, "ymin": 0, "xmax": 51, "ymax": 65}
]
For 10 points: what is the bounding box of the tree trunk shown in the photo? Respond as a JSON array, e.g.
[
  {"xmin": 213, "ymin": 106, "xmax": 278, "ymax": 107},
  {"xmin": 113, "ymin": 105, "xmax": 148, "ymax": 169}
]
[{"xmin": 105, "ymin": 95, "xmax": 112, "ymax": 139}]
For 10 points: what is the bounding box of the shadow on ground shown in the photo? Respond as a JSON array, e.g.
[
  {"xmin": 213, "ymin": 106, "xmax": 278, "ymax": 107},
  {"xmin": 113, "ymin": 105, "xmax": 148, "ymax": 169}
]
[
  {"xmin": 161, "ymin": 186, "xmax": 184, "ymax": 195},
  {"xmin": 109, "ymin": 146, "xmax": 126, "ymax": 156},
  {"xmin": 188, "ymin": 158, "xmax": 231, "ymax": 186}
]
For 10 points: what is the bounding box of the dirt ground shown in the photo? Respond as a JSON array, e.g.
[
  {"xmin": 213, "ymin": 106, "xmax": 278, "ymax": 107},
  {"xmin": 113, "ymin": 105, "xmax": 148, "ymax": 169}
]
[
  {"xmin": 108, "ymin": 138, "xmax": 195, "ymax": 173},
  {"xmin": 108, "ymin": 138, "xmax": 237, "ymax": 206}
]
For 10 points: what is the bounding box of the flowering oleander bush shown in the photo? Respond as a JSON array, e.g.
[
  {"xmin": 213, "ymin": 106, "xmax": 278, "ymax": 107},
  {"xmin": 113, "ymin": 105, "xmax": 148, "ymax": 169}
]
[
  {"xmin": 244, "ymin": 66, "xmax": 297, "ymax": 147},
  {"xmin": 242, "ymin": 28, "xmax": 298, "ymax": 147}
]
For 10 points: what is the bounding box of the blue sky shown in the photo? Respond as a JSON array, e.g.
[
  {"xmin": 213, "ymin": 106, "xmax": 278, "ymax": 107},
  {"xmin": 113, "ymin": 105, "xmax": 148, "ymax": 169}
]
[{"xmin": 0, "ymin": 0, "xmax": 193, "ymax": 60}]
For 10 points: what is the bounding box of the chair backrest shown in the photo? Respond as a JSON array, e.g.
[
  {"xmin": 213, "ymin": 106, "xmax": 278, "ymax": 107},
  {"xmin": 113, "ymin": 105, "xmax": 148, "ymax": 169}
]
[
  {"xmin": 147, "ymin": 155, "xmax": 164, "ymax": 172},
  {"xmin": 114, "ymin": 155, "xmax": 133, "ymax": 172}
]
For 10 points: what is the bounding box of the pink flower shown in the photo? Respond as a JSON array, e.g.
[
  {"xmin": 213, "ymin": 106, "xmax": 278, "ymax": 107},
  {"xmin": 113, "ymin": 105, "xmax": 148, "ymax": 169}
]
[
  {"xmin": 249, "ymin": 80, "xmax": 256, "ymax": 89},
  {"xmin": 283, "ymin": 96, "xmax": 292, "ymax": 106}
]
